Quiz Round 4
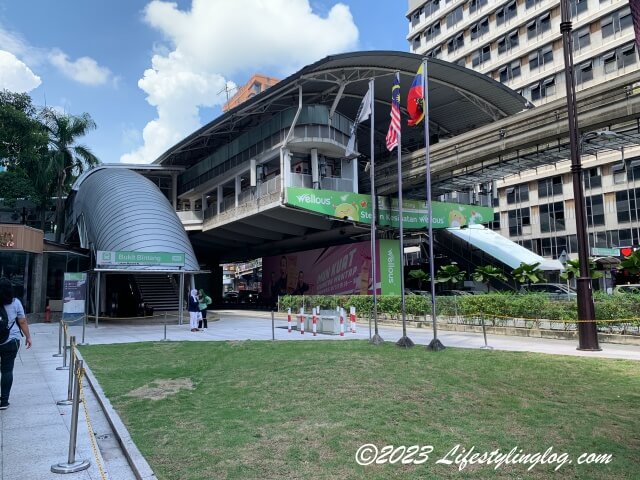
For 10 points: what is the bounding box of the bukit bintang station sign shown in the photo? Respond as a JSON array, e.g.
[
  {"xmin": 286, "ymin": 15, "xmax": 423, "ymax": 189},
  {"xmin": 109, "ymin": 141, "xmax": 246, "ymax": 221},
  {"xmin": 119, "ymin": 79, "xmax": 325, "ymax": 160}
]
[
  {"xmin": 286, "ymin": 187, "xmax": 494, "ymax": 230},
  {"xmin": 97, "ymin": 250, "xmax": 185, "ymax": 267}
]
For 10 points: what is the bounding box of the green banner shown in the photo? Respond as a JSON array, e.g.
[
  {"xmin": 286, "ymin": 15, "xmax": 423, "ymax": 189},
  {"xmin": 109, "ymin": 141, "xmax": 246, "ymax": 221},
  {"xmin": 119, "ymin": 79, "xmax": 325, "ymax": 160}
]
[
  {"xmin": 97, "ymin": 250, "xmax": 185, "ymax": 267},
  {"xmin": 286, "ymin": 187, "xmax": 493, "ymax": 230},
  {"xmin": 378, "ymin": 239, "xmax": 401, "ymax": 295}
]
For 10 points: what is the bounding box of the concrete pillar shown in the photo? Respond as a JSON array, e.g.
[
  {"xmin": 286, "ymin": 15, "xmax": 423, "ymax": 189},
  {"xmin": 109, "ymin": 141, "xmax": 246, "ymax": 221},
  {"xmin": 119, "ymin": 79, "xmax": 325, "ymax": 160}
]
[
  {"xmin": 351, "ymin": 157, "xmax": 358, "ymax": 193},
  {"xmin": 31, "ymin": 253, "xmax": 44, "ymax": 314},
  {"xmin": 171, "ymin": 172, "xmax": 178, "ymax": 210},
  {"xmin": 235, "ymin": 176, "xmax": 241, "ymax": 207},
  {"xmin": 283, "ymin": 149, "xmax": 291, "ymax": 188},
  {"xmin": 311, "ymin": 148, "xmax": 319, "ymax": 189},
  {"xmin": 217, "ymin": 185, "xmax": 223, "ymax": 214}
]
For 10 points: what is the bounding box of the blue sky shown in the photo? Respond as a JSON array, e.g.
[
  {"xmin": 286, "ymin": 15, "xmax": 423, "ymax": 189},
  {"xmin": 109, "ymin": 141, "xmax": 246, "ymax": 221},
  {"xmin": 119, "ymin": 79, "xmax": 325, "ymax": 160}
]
[{"xmin": 0, "ymin": 1, "xmax": 409, "ymax": 164}]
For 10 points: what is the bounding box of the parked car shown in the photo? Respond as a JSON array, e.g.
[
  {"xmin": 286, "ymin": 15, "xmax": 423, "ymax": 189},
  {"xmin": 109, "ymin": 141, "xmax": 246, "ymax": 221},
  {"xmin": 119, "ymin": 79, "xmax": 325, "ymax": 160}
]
[
  {"xmin": 520, "ymin": 283, "xmax": 577, "ymax": 299},
  {"xmin": 613, "ymin": 284, "xmax": 640, "ymax": 295},
  {"xmin": 223, "ymin": 291, "xmax": 239, "ymax": 303},
  {"xmin": 237, "ymin": 290, "xmax": 260, "ymax": 304}
]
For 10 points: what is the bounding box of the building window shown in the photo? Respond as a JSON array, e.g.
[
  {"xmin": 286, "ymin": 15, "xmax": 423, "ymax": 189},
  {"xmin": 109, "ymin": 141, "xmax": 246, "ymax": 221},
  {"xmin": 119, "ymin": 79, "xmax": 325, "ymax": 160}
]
[
  {"xmin": 529, "ymin": 45, "xmax": 553, "ymax": 71},
  {"xmin": 530, "ymin": 76, "xmax": 555, "ymax": 101},
  {"xmin": 497, "ymin": 1, "xmax": 517, "ymax": 26},
  {"xmin": 616, "ymin": 188, "xmax": 640, "ymax": 223},
  {"xmin": 489, "ymin": 211, "xmax": 501, "ymax": 230},
  {"xmin": 571, "ymin": 0, "xmax": 588, "ymax": 16},
  {"xmin": 469, "ymin": 0, "xmax": 488, "ymax": 13},
  {"xmin": 498, "ymin": 30, "xmax": 519, "ymax": 54},
  {"xmin": 425, "ymin": 21, "xmax": 441, "ymax": 42},
  {"xmin": 612, "ymin": 162, "xmax": 626, "ymax": 184},
  {"xmin": 447, "ymin": 33, "xmax": 464, "ymax": 53},
  {"xmin": 472, "ymin": 44, "xmax": 492, "ymax": 66},
  {"xmin": 576, "ymin": 61, "xmax": 593, "ymax": 84},
  {"xmin": 602, "ymin": 7, "xmax": 632, "ymax": 38},
  {"xmin": 525, "ymin": 0, "xmax": 542, "ymax": 9},
  {"xmin": 540, "ymin": 201, "xmax": 565, "ymax": 233},
  {"xmin": 538, "ymin": 176, "xmax": 563, "ymax": 198},
  {"xmin": 585, "ymin": 194, "xmax": 605, "ymax": 227},
  {"xmin": 583, "ymin": 167, "xmax": 602, "ymax": 189},
  {"xmin": 446, "ymin": 5, "xmax": 463, "ymax": 28},
  {"xmin": 508, "ymin": 207, "xmax": 531, "ymax": 236},
  {"xmin": 499, "ymin": 62, "xmax": 522, "ymax": 82},
  {"xmin": 470, "ymin": 17, "xmax": 489, "ymax": 40},
  {"xmin": 411, "ymin": 7, "xmax": 424, "ymax": 27},
  {"xmin": 425, "ymin": 0, "xmax": 440, "ymax": 16},
  {"xmin": 573, "ymin": 27, "xmax": 590, "ymax": 51},
  {"xmin": 427, "ymin": 46, "xmax": 442, "ymax": 58},
  {"xmin": 527, "ymin": 13, "xmax": 551, "ymax": 39},
  {"xmin": 602, "ymin": 43, "xmax": 638, "ymax": 74},
  {"xmin": 506, "ymin": 183, "xmax": 529, "ymax": 204}
]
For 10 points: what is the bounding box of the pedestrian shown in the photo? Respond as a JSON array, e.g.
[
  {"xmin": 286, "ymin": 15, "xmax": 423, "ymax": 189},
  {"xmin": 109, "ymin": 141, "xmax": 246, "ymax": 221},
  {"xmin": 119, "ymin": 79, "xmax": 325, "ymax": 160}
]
[
  {"xmin": 188, "ymin": 289, "xmax": 201, "ymax": 332},
  {"xmin": 0, "ymin": 278, "xmax": 32, "ymax": 410},
  {"xmin": 197, "ymin": 289, "xmax": 211, "ymax": 330}
]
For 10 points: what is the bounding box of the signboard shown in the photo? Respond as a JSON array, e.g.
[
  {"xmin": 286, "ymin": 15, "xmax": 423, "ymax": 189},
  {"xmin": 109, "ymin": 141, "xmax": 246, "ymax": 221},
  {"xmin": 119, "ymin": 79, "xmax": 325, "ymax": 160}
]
[
  {"xmin": 591, "ymin": 247, "xmax": 621, "ymax": 256},
  {"xmin": 97, "ymin": 250, "xmax": 185, "ymax": 267},
  {"xmin": 285, "ymin": 187, "xmax": 493, "ymax": 230},
  {"xmin": 262, "ymin": 239, "xmax": 401, "ymax": 300},
  {"xmin": 62, "ymin": 272, "xmax": 87, "ymax": 319}
]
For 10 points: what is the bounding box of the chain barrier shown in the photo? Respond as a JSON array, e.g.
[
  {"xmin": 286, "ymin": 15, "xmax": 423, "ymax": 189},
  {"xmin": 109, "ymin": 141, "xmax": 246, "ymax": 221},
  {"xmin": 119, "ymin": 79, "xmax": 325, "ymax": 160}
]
[
  {"xmin": 77, "ymin": 365, "xmax": 108, "ymax": 480},
  {"xmin": 452, "ymin": 312, "xmax": 640, "ymax": 324}
]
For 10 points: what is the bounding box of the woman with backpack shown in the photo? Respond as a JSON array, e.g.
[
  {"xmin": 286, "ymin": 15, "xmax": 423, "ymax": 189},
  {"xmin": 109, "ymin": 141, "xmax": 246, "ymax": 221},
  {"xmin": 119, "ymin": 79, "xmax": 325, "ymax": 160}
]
[
  {"xmin": 197, "ymin": 289, "xmax": 212, "ymax": 330},
  {"xmin": 0, "ymin": 278, "xmax": 32, "ymax": 410}
]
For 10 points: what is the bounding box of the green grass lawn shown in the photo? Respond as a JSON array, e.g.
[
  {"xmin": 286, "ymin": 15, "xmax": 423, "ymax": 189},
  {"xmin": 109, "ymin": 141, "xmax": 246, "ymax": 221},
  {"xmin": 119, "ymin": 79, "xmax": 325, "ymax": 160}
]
[{"xmin": 79, "ymin": 341, "xmax": 640, "ymax": 480}]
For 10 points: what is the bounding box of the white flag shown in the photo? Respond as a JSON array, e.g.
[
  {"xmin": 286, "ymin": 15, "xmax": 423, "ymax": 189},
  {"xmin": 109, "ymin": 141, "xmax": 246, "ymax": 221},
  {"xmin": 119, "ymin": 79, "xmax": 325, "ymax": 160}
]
[{"xmin": 345, "ymin": 85, "xmax": 372, "ymax": 157}]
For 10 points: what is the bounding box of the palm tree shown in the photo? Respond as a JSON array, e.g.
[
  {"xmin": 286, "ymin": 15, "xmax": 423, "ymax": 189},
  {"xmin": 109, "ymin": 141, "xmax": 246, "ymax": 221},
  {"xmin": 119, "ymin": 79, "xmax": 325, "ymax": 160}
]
[
  {"xmin": 560, "ymin": 258, "xmax": 603, "ymax": 284},
  {"xmin": 512, "ymin": 262, "xmax": 545, "ymax": 288},
  {"xmin": 435, "ymin": 263, "xmax": 466, "ymax": 289},
  {"xmin": 472, "ymin": 265, "xmax": 507, "ymax": 292},
  {"xmin": 40, "ymin": 108, "xmax": 99, "ymax": 242},
  {"xmin": 408, "ymin": 269, "xmax": 430, "ymax": 290},
  {"xmin": 620, "ymin": 250, "xmax": 640, "ymax": 275}
]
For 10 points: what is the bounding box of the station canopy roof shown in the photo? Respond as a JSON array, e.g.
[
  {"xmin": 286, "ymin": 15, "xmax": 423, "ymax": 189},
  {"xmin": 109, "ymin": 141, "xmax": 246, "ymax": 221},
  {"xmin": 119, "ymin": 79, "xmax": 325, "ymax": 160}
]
[{"xmin": 155, "ymin": 51, "xmax": 530, "ymax": 169}]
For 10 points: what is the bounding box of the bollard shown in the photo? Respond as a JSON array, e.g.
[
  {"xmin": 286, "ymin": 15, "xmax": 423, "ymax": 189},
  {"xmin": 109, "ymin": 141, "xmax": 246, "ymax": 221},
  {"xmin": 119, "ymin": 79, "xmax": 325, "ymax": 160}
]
[
  {"xmin": 287, "ymin": 308, "xmax": 292, "ymax": 333},
  {"xmin": 56, "ymin": 323, "xmax": 69, "ymax": 370},
  {"xmin": 299, "ymin": 307, "xmax": 305, "ymax": 335},
  {"xmin": 339, "ymin": 308, "xmax": 345, "ymax": 336},
  {"xmin": 480, "ymin": 315, "xmax": 493, "ymax": 350},
  {"xmin": 350, "ymin": 306, "xmax": 356, "ymax": 333},
  {"xmin": 53, "ymin": 320, "xmax": 63, "ymax": 357},
  {"xmin": 271, "ymin": 310, "xmax": 275, "ymax": 341},
  {"xmin": 51, "ymin": 360, "xmax": 91, "ymax": 474},
  {"xmin": 57, "ymin": 337, "xmax": 76, "ymax": 405},
  {"xmin": 312, "ymin": 307, "xmax": 317, "ymax": 336}
]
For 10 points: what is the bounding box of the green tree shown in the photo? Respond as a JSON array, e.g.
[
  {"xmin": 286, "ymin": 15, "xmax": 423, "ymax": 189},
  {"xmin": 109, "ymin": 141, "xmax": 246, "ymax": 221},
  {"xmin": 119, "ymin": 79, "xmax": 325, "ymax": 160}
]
[
  {"xmin": 559, "ymin": 258, "xmax": 603, "ymax": 282},
  {"xmin": 408, "ymin": 269, "xmax": 430, "ymax": 290},
  {"xmin": 472, "ymin": 265, "xmax": 507, "ymax": 292},
  {"xmin": 512, "ymin": 262, "xmax": 545, "ymax": 288},
  {"xmin": 40, "ymin": 108, "xmax": 99, "ymax": 242},
  {"xmin": 435, "ymin": 263, "xmax": 466, "ymax": 288},
  {"xmin": 620, "ymin": 250, "xmax": 640, "ymax": 275}
]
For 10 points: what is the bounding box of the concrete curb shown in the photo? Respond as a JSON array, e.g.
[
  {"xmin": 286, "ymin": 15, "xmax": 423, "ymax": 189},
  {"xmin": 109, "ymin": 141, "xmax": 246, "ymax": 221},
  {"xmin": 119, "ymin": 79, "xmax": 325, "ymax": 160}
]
[{"xmin": 77, "ymin": 352, "xmax": 157, "ymax": 480}]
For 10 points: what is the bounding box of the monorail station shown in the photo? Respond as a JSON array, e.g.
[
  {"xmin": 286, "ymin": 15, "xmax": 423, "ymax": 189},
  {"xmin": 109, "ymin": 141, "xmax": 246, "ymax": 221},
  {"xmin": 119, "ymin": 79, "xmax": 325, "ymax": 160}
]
[{"xmin": 4, "ymin": 50, "xmax": 640, "ymax": 315}]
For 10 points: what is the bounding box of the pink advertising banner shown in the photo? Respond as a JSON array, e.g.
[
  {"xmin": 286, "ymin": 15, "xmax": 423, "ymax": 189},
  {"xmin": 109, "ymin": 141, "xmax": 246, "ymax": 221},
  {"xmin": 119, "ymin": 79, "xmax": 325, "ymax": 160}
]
[{"xmin": 263, "ymin": 241, "xmax": 379, "ymax": 299}]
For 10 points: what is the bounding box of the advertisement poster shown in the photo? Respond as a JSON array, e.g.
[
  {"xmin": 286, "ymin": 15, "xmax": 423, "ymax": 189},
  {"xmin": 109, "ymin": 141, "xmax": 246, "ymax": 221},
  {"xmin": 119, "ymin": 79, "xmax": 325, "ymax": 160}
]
[
  {"xmin": 263, "ymin": 240, "xmax": 401, "ymax": 301},
  {"xmin": 62, "ymin": 272, "xmax": 87, "ymax": 319},
  {"xmin": 286, "ymin": 187, "xmax": 493, "ymax": 230}
]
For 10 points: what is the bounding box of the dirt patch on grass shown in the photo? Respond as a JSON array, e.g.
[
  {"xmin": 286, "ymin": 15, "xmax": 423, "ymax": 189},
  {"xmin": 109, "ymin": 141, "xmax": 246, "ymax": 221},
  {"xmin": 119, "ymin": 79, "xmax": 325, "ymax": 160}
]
[{"xmin": 126, "ymin": 378, "xmax": 194, "ymax": 401}]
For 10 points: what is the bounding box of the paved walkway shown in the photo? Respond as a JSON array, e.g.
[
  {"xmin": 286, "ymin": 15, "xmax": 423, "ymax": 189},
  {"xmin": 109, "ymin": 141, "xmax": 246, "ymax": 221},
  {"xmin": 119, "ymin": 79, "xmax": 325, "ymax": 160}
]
[{"xmin": 3, "ymin": 312, "xmax": 639, "ymax": 479}]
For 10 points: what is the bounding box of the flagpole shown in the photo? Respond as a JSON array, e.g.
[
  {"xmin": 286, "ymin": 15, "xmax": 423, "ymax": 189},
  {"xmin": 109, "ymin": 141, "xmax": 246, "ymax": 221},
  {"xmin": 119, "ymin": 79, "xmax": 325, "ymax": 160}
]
[
  {"xmin": 396, "ymin": 75, "xmax": 413, "ymax": 349},
  {"xmin": 369, "ymin": 77, "xmax": 383, "ymax": 345},
  {"xmin": 424, "ymin": 59, "xmax": 445, "ymax": 351}
]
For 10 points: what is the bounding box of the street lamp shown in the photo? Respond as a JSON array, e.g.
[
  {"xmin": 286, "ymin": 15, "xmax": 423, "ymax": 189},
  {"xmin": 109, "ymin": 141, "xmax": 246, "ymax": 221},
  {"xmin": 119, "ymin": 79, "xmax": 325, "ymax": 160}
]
[{"xmin": 560, "ymin": 0, "xmax": 600, "ymax": 350}]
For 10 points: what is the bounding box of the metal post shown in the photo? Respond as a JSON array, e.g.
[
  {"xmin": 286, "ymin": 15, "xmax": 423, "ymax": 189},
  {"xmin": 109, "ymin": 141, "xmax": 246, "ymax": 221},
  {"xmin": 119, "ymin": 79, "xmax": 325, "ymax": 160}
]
[
  {"xmin": 58, "ymin": 336, "xmax": 75, "ymax": 405},
  {"xmin": 560, "ymin": 0, "xmax": 600, "ymax": 350},
  {"xmin": 53, "ymin": 320, "xmax": 63, "ymax": 357},
  {"xmin": 480, "ymin": 315, "xmax": 493, "ymax": 350},
  {"xmin": 94, "ymin": 271, "xmax": 101, "ymax": 328},
  {"xmin": 271, "ymin": 310, "xmax": 275, "ymax": 341},
  {"xmin": 178, "ymin": 272, "xmax": 185, "ymax": 326},
  {"xmin": 79, "ymin": 315, "xmax": 87, "ymax": 345},
  {"xmin": 161, "ymin": 312, "xmax": 168, "ymax": 341},
  {"xmin": 51, "ymin": 360, "xmax": 91, "ymax": 474},
  {"xmin": 56, "ymin": 323, "xmax": 69, "ymax": 370}
]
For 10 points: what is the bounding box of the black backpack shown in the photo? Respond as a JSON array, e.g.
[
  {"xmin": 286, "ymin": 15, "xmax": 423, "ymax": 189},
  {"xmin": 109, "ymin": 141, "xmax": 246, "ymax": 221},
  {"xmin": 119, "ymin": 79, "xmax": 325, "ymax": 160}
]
[{"xmin": 0, "ymin": 304, "xmax": 16, "ymax": 344}]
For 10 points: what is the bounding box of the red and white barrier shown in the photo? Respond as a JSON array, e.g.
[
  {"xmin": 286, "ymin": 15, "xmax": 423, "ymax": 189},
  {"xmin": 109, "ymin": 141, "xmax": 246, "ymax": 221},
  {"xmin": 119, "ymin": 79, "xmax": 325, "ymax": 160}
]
[
  {"xmin": 312, "ymin": 307, "xmax": 317, "ymax": 336},
  {"xmin": 350, "ymin": 306, "xmax": 356, "ymax": 333},
  {"xmin": 287, "ymin": 308, "xmax": 292, "ymax": 333},
  {"xmin": 339, "ymin": 308, "xmax": 345, "ymax": 336},
  {"xmin": 299, "ymin": 307, "xmax": 305, "ymax": 335}
]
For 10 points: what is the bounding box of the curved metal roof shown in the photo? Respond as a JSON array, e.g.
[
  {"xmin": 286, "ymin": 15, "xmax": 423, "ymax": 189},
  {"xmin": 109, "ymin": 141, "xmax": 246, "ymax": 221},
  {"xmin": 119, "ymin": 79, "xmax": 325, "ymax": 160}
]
[
  {"xmin": 69, "ymin": 168, "xmax": 199, "ymax": 271},
  {"xmin": 155, "ymin": 50, "xmax": 530, "ymax": 168}
]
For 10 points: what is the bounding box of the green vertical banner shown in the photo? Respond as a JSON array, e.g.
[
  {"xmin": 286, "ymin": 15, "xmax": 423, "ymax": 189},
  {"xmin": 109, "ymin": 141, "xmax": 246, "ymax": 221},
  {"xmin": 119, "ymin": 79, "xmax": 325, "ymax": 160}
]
[{"xmin": 378, "ymin": 239, "xmax": 401, "ymax": 295}]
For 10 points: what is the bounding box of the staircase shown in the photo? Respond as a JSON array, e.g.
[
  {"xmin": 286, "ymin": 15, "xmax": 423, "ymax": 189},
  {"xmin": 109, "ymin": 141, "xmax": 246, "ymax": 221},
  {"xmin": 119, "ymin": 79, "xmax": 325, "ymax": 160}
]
[{"xmin": 134, "ymin": 274, "xmax": 181, "ymax": 311}]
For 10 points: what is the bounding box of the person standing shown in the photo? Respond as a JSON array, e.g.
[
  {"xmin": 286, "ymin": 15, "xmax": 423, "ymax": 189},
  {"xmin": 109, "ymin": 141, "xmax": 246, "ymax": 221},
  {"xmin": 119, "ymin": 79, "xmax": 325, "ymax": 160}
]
[
  {"xmin": 0, "ymin": 278, "xmax": 32, "ymax": 410},
  {"xmin": 188, "ymin": 289, "xmax": 200, "ymax": 332},
  {"xmin": 197, "ymin": 289, "xmax": 211, "ymax": 330}
]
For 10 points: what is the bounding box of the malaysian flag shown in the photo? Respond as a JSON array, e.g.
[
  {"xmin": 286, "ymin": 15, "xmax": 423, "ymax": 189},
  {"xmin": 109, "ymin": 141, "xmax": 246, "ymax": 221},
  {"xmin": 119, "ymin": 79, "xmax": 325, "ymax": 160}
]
[
  {"xmin": 632, "ymin": 0, "xmax": 640, "ymax": 49},
  {"xmin": 386, "ymin": 72, "xmax": 401, "ymax": 151}
]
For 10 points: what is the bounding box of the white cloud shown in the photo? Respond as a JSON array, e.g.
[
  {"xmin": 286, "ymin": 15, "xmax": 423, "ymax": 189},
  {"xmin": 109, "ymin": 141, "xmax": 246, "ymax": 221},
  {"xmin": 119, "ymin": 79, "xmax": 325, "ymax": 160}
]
[
  {"xmin": 0, "ymin": 50, "xmax": 41, "ymax": 92},
  {"xmin": 121, "ymin": 0, "xmax": 358, "ymax": 164},
  {"xmin": 48, "ymin": 50, "xmax": 112, "ymax": 86}
]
